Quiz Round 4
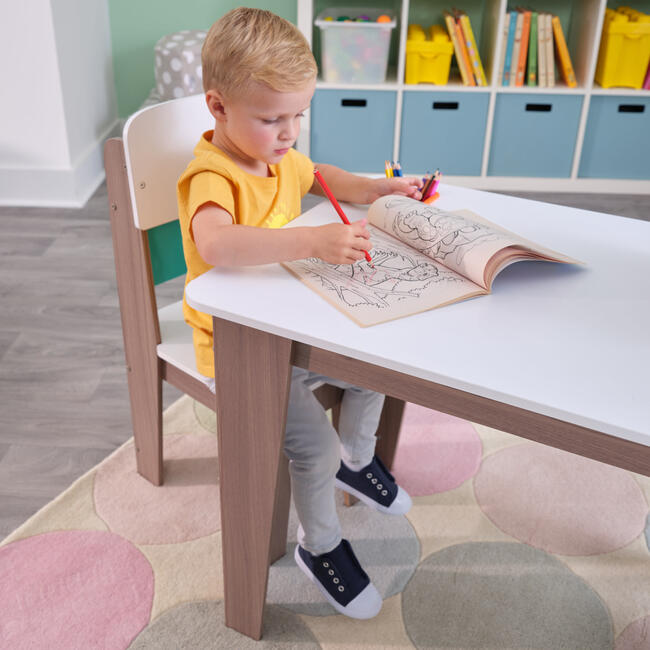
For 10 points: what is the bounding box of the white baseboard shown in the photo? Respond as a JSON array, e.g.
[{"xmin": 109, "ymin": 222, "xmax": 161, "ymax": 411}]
[{"xmin": 0, "ymin": 119, "xmax": 122, "ymax": 208}]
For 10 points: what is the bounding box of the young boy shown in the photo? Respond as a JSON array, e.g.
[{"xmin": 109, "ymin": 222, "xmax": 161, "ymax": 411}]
[{"xmin": 177, "ymin": 7, "xmax": 422, "ymax": 619}]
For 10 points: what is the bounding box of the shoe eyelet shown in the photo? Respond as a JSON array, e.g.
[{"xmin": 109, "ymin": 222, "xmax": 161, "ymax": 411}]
[
  {"xmin": 366, "ymin": 472, "xmax": 373, "ymax": 479},
  {"xmin": 338, "ymin": 586, "xmax": 345, "ymax": 592},
  {"xmin": 382, "ymin": 489, "xmax": 388, "ymax": 496},
  {"xmin": 333, "ymin": 577, "xmax": 339, "ymax": 584},
  {"xmin": 371, "ymin": 478, "xmax": 378, "ymax": 484},
  {"xmin": 328, "ymin": 569, "xmax": 334, "ymax": 576},
  {"xmin": 377, "ymin": 483, "xmax": 383, "ymax": 489},
  {"xmin": 322, "ymin": 561, "xmax": 329, "ymax": 568}
]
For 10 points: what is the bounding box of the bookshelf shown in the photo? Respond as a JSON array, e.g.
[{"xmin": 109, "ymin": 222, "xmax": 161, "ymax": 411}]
[{"xmin": 297, "ymin": 0, "xmax": 650, "ymax": 192}]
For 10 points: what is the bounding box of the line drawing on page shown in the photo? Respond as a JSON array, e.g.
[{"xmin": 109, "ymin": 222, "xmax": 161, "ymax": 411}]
[
  {"xmin": 383, "ymin": 197, "xmax": 501, "ymax": 266},
  {"xmin": 287, "ymin": 226, "xmax": 469, "ymax": 310}
]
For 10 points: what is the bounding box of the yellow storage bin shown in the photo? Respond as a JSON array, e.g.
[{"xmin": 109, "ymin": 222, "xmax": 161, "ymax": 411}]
[
  {"xmin": 405, "ymin": 24, "xmax": 453, "ymax": 85},
  {"xmin": 595, "ymin": 7, "xmax": 650, "ymax": 89}
]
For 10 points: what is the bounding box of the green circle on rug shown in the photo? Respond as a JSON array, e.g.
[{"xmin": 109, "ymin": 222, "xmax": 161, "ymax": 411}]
[
  {"xmin": 129, "ymin": 600, "xmax": 320, "ymax": 648},
  {"xmin": 402, "ymin": 542, "xmax": 613, "ymax": 649}
]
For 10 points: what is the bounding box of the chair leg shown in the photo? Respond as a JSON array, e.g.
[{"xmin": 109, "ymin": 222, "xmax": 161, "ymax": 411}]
[{"xmin": 129, "ymin": 359, "xmax": 164, "ymax": 486}]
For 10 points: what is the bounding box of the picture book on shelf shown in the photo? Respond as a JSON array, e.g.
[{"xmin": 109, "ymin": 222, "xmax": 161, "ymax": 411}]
[
  {"xmin": 527, "ymin": 11, "xmax": 538, "ymax": 85},
  {"xmin": 552, "ymin": 15, "xmax": 577, "ymax": 87},
  {"xmin": 283, "ymin": 196, "xmax": 581, "ymax": 327},
  {"xmin": 503, "ymin": 10, "xmax": 517, "ymax": 85},
  {"xmin": 515, "ymin": 10, "xmax": 532, "ymax": 86},
  {"xmin": 454, "ymin": 9, "xmax": 487, "ymax": 85},
  {"xmin": 444, "ymin": 10, "xmax": 475, "ymax": 85}
]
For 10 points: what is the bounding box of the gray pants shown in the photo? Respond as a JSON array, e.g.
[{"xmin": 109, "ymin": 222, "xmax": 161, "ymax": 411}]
[
  {"xmin": 286, "ymin": 367, "xmax": 385, "ymax": 555},
  {"xmin": 202, "ymin": 366, "xmax": 385, "ymax": 555}
]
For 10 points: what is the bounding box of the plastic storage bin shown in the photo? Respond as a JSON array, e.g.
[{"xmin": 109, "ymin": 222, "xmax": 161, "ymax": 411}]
[
  {"xmin": 595, "ymin": 7, "xmax": 650, "ymax": 89},
  {"xmin": 310, "ymin": 89, "xmax": 396, "ymax": 172},
  {"xmin": 315, "ymin": 8, "xmax": 396, "ymax": 83},
  {"xmin": 405, "ymin": 24, "xmax": 454, "ymax": 85},
  {"xmin": 399, "ymin": 91, "xmax": 489, "ymax": 175},
  {"xmin": 578, "ymin": 95, "xmax": 650, "ymax": 179},
  {"xmin": 488, "ymin": 93, "xmax": 583, "ymax": 177}
]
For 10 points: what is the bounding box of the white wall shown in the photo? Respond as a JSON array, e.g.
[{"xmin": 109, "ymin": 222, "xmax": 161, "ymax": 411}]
[{"xmin": 0, "ymin": 0, "xmax": 119, "ymax": 207}]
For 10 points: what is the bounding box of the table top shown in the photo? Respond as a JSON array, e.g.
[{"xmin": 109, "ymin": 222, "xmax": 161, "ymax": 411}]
[{"xmin": 186, "ymin": 184, "xmax": 650, "ymax": 446}]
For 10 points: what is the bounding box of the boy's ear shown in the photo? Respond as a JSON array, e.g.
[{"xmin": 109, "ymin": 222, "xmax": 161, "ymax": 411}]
[{"xmin": 205, "ymin": 90, "xmax": 227, "ymax": 122}]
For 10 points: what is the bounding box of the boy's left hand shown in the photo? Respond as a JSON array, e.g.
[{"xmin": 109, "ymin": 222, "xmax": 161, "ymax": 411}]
[{"xmin": 364, "ymin": 177, "xmax": 422, "ymax": 203}]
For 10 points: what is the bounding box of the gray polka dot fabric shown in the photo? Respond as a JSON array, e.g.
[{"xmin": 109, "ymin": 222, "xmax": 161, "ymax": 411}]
[{"xmin": 154, "ymin": 30, "xmax": 207, "ymax": 101}]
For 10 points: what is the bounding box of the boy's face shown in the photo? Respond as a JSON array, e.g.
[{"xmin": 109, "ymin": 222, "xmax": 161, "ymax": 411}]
[{"xmin": 208, "ymin": 79, "xmax": 316, "ymax": 174}]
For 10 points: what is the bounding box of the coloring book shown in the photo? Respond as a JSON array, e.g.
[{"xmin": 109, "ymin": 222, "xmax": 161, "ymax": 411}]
[{"xmin": 283, "ymin": 195, "xmax": 580, "ymax": 327}]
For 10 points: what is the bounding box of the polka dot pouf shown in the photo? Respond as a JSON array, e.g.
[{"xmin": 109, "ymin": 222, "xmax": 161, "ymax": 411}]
[{"xmin": 154, "ymin": 30, "xmax": 206, "ymax": 101}]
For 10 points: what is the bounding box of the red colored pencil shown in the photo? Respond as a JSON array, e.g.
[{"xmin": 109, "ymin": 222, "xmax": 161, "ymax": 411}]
[{"xmin": 313, "ymin": 169, "xmax": 374, "ymax": 267}]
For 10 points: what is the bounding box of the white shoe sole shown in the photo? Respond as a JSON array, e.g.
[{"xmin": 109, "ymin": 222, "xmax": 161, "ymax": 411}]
[
  {"xmin": 294, "ymin": 545, "xmax": 382, "ymax": 619},
  {"xmin": 335, "ymin": 479, "xmax": 412, "ymax": 515}
]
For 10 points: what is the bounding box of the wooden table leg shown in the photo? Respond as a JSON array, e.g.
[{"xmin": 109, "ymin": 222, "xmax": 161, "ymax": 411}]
[{"xmin": 212, "ymin": 317, "xmax": 293, "ymax": 640}]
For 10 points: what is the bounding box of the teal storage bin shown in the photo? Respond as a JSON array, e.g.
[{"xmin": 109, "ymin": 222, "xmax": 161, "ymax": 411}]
[
  {"xmin": 399, "ymin": 91, "xmax": 489, "ymax": 175},
  {"xmin": 310, "ymin": 89, "xmax": 396, "ymax": 172},
  {"xmin": 488, "ymin": 94, "xmax": 583, "ymax": 177},
  {"xmin": 578, "ymin": 96, "xmax": 650, "ymax": 179}
]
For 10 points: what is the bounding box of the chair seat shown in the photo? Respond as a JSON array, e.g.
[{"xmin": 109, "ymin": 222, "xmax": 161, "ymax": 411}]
[
  {"xmin": 157, "ymin": 299, "xmax": 326, "ymax": 390},
  {"xmin": 157, "ymin": 300, "xmax": 206, "ymax": 382}
]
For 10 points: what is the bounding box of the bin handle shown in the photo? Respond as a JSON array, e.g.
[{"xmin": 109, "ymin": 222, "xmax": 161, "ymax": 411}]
[
  {"xmin": 618, "ymin": 104, "xmax": 645, "ymax": 113},
  {"xmin": 525, "ymin": 103, "xmax": 552, "ymax": 112},
  {"xmin": 341, "ymin": 99, "xmax": 367, "ymax": 107},
  {"xmin": 433, "ymin": 102, "xmax": 459, "ymax": 110}
]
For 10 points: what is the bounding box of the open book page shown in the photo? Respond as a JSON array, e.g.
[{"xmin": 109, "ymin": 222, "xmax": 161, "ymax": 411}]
[
  {"xmin": 282, "ymin": 225, "xmax": 485, "ymax": 327},
  {"xmin": 368, "ymin": 196, "xmax": 579, "ymax": 289}
]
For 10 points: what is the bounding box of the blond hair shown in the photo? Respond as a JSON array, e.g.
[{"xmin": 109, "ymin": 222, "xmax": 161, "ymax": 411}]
[{"xmin": 202, "ymin": 7, "xmax": 317, "ymax": 96}]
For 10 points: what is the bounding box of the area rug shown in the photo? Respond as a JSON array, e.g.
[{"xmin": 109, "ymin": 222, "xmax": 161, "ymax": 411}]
[{"xmin": 2, "ymin": 396, "xmax": 649, "ymax": 649}]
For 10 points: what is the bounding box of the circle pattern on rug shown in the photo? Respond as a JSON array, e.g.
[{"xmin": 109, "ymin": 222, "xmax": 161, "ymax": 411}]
[
  {"xmin": 267, "ymin": 491, "xmax": 419, "ymax": 616},
  {"xmin": 402, "ymin": 542, "xmax": 613, "ymax": 649},
  {"xmin": 391, "ymin": 404, "xmax": 482, "ymax": 496},
  {"xmin": 94, "ymin": 434, "xmax": 220, "ymax": 544},
  {"xmin": 615, "ymin": 616, "xmax": 650, "ymax": 650},
  {"xmin": 129, "ymin": 600, "xmax": 320, "ymax": 648},
  {"xmin": 474, "ymin": 443, "xmax": 648, "ymax": 555},
  {"xmin": 0, "ymin": 530, "xmax": 153, "ymax": 648}
]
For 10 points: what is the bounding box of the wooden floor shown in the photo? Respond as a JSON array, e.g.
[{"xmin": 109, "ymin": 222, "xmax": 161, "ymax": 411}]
[{"xmin": 0, "ymin": 182, "xmax": 648, "ymax": 538}]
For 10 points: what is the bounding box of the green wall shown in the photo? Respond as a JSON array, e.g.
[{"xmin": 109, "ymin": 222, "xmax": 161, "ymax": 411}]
[{"xmin": 108, "ymin": 0, "xmax": 297, "ymax": 117}]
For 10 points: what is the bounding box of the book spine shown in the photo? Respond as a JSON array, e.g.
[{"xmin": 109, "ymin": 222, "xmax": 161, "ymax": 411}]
[
  {"xmin": 644, "ymin": 62, "xmax": 650, "ymax": 90},
  {"xmin": 538, "ymin": 12, "xmax": 546, "ymax": 87},
  {"xmin": 444, "ymin": 12, "xmax": 474, "ymax": 86},
  {"xmin": 515, "ymin": 11, "xmax": 531, "ymax": 86},
  {"xmin": 509, "ymin": 11, "xmax": 524, "ymax": 87},
  {"xmin": 546, "ymin": 14, "xmax": 555, "ymax": 87},
  {"xmin": 551, "ymin": 15, "xmax": 577, "ymax": 87},
  {"xmin": 460, "ymin": 13, "xmax": 488, "ymax": 86},
  {"xmin": 503, "ymin": 11, "xmax": 517, "ymax": 86},
  {"xmin": 498, "ymin": 12, "xmax": 511, "ymax": 86},
  {"xmin": 527, "ymin": 12, "xmax": 538, "ymax": 86}
]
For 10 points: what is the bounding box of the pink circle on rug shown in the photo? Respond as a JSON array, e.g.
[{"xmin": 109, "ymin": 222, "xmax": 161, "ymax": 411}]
[
  {"xmin": 474, "ymin": 443, "xmax": 648, "ymax": 556},
  {"xmin": 0, "ymin": 530, "xmax": 153, "ymax": 649},
  {"xmin": 616, "ymin": 616, "xmax": 650, "ymax": 650},
  {"xmin": 94, "ymin": 434, "xmax": 220, "ymax": 544},
  {"xmin": 391, "ymin": 403, "xmax": 482, "ymax": 496}
]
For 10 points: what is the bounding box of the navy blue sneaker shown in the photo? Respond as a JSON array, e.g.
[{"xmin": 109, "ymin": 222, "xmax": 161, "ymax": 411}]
[
  {"xmin": 294, "ymin": 539, "xmax": 382, "ymax": 619},
  {"xmin": 335, "ymin": 455, "xmax": 412, "ymax": 515}
]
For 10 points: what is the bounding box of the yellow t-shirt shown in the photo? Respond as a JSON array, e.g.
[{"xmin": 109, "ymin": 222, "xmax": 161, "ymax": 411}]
[{"xmin": 177, "ymin": 131, "xmax": 315, "ymax": 377}]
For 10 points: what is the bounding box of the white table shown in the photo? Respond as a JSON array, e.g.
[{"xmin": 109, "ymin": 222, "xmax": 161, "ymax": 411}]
[{"xmin": 186, "ymin": 184, "xmax": 650, "ymax": 639}]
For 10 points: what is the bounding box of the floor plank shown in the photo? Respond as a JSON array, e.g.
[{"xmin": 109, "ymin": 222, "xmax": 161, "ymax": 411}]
[{"xmin": 0, "ymin": 181, "xmax": 647, "ymax": 538}]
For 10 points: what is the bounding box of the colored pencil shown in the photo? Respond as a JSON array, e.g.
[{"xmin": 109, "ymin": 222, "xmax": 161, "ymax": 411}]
[
  {"xmin": 393, "ymin": 162, "xmax": 403, "ymax": 177},
  {"xmin": 385, "ymin": 160, "xmax": 393, "ymax": 178},
  {"xmin": 313, "ymin": 169, "xmax": 374, "ymax": 267}
]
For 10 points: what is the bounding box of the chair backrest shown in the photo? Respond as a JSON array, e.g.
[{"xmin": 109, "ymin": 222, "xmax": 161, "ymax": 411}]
[{"xmin": 122, "ymin": 94, "xmax": 213, "ymax": 284}]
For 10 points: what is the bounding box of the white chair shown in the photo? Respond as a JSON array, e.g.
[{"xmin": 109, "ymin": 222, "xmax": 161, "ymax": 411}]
[{"xmin": 103, "ymin": 93, "xmax": 404, "ymax": 639}]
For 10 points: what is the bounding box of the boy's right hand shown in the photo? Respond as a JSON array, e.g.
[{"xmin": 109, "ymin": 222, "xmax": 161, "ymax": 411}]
[{"xmin": 311, "ymin": 219, "xmax": 371, "ymax": 265}]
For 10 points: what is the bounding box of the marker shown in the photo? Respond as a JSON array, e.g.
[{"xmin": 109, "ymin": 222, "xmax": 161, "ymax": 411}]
[{"xmin": 313, "ymin": 169, "xmax": 374, "ymax": 267}]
